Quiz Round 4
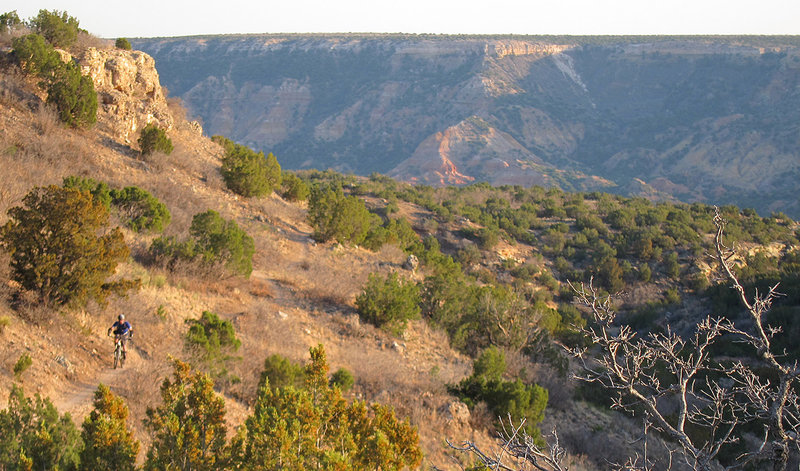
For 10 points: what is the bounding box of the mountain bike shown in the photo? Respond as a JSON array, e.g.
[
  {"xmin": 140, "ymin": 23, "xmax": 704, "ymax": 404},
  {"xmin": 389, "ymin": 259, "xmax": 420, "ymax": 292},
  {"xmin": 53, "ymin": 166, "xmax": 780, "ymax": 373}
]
[{"xmin": 113, "ymin": 335, "xmax": 128, "ymax": 369}]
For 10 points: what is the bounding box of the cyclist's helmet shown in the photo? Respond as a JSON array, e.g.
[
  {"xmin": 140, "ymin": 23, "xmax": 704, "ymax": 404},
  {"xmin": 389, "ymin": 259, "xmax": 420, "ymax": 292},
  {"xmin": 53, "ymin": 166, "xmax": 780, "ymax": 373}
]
[{"xmin": 118, "ymin": 314, "xmax": 125, "ymax": 321}]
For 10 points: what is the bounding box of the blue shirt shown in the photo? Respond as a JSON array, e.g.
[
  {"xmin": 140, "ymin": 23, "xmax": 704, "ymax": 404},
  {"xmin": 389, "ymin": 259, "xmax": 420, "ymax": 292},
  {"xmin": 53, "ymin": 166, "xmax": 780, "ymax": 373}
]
[{"xmin": 112, "ymin": 320, "xmax": 131, "ymax": 336}]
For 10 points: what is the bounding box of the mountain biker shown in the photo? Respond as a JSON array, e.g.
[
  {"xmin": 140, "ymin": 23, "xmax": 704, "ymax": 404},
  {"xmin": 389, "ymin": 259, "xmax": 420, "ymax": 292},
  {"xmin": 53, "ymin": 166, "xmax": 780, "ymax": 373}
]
[{"xmin": 108, "ymin": 314, "xmax": 133, "ymax": 358}]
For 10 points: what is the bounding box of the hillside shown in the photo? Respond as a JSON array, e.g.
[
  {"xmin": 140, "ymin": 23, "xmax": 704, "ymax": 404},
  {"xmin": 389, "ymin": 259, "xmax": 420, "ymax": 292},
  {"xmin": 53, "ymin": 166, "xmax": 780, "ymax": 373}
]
[
  {"xmin": 132, "ymin": 35, "xmax": 800, "ymax": 218},
  {"xmin": 3, "ymin": 19, "xmax": 800, "ymax": 470},
  {"xmin": 0, "ymin": 38, "xmax": 485, "ymax": 468}
]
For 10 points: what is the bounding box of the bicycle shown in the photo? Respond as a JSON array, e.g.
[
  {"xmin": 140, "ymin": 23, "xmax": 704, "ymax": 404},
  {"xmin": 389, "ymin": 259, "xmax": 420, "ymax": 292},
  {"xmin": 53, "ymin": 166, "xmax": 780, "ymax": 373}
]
[{"xmin": 113, "ymin": 334, "xmax": 129, "ymax": 369}]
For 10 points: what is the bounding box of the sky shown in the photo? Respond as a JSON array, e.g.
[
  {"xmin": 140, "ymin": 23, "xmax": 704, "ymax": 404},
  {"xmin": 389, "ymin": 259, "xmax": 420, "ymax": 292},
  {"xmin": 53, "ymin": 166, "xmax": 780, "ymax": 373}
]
[{"xmin": 6, "ymin": 0, "xmax": 800, "ymax": 38}]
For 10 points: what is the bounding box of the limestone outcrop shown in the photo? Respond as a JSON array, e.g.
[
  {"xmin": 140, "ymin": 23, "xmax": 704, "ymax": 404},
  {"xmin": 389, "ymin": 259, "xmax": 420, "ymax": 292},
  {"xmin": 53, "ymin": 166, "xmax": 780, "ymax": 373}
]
[{"xmin": 77, "ymin": 47, "xmax": 173, "ymax": 143}]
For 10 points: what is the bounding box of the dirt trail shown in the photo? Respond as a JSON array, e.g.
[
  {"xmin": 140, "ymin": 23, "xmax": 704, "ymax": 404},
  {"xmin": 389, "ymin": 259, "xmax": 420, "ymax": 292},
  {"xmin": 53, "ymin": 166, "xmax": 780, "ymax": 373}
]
[{"xmin": 53, "ymin": 354, "xmax": 131, "ymax": 422}]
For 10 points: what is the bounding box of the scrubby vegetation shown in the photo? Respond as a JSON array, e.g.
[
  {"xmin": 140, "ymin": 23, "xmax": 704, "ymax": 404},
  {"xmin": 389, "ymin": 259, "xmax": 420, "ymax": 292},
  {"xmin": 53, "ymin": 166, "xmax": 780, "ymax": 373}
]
[
  {"xmin": 0, "ymin": 348, "xmax": 420, "ymax": 470},
  {"xmin": 0, "ymin": 185, "xmax": 136, "ymax": 308},
  {"xmin": 29, "ymin": 9, "xmax": 81, "ymax": 49},
  {"xmin": 451, "ymin": 346, "xmax": 548, "ymax": 443},
  {"xmin": 0, "ymin": 384, "xmax": 82, "ymax": 470},
  {"xmin": 356, "ymin": 271, "xmax": 420, "ymax": 335},
  {"xmin": 232, "ymin": 345, "xmax": 422, "ymax": 470},
  {"xmin": 79, "ymin": 384, "xmax": 139, "ymax": 471},
  {"xmin": 308, "ymin": 182, "xmax": 374, "ymax": 244},
  {"xmin": 110, "ymin": 186, "xmax": 171, "ymax": 233},
  {"xmin": 10, "ymin": 29, "xmax": 98, "ymax": 128},
  {"xmin": 150, "ymin": 210, "xmax": 255, "ymax": 277},
  {"xmin": 214, "ymin": 135, "xmax": 281, "ymax": 198},
  {"xmin": 185, "ymin": 310, "xmax": 241, "ymax": 382},
  {"xmin": 138, "ymin": 124, "xmax": 173, "ymax": 156}
]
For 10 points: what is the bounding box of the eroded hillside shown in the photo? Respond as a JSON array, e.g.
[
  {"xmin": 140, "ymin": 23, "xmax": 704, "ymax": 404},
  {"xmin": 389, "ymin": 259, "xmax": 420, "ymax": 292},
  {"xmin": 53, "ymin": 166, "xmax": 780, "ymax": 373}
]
[{"xmin": 134, "ymin": 35, "xmax": 800, "ymax": 217}]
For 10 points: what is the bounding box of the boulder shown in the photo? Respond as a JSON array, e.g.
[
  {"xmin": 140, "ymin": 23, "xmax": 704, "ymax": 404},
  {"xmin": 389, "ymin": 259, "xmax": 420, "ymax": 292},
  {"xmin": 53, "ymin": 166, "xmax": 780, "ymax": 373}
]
[{"xmin": 403, "ymin": 254, "xmax": 419, "ymax": 271}]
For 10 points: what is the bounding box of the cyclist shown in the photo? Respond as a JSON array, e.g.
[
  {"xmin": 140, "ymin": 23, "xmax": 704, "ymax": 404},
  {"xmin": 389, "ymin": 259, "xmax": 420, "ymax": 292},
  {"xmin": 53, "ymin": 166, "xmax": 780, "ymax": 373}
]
[{"xmin": 107, "ymin": 314, "xmax": 133, "ymax": 359}]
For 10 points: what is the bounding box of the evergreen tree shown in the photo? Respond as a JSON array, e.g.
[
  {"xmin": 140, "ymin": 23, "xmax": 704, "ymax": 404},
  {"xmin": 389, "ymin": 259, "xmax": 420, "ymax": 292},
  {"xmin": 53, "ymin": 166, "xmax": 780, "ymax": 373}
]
[
  {"xmin": 30, "ymin": 9, "xmax": 80, "ymax": 48},
  {"xmin": 0, "ymin": 185, "xmax": 134, "ymax": 307},
  {"xmin": 189, "ymin": 210, "xmax": 255, "ymax": 277},
  {"xmin": 280, "ymin": 173, "xmax": 309, "ymax": 201},
  {"xmin": 144, "ymin": 359, "xmax": 227, "ymax": 471},
  {"xmin": 218, "ymin": 136, "xmax": 281, "ymax": 198},
  {"xmin": 231, "ymin": 345, "xmax": 422, "ymax": 470},
  {"xmin": 0, "ymin": 10, "xmax": 21, "ymax": 34},
  {"xmin": 356, "ymin": 272, "xmax": 421, "ymax": 335},
  {"xmin": 46, "ymin": 61, "xmax": 98, "ymax": 128},
  {"xmin": 110, "ymin": 186, "xmax": 171, "ymax": 233},
  {"xmin": 115, "ymin": 38, "xmax": 131, "ymax": 50},
  {"xmin": 10, "ymin": 34, "xmax": 61, "ymax": 77},
  {"xmin": 0, "ymin": 384, "xmax": 82, "ymax": 471},
  {"xmin": 62, "ymin": 176, "xmax": 112, "ymax": 209},
  {"xmin": 307, "ymin": 183, "xmax": 374, "ymax": 245},
  {"xmin": 79, "ymin": 384, "xmax": 139, "ymax": 471},
  {"xmin": 138, "ymin": 124, "xmax": 173, "ymax": 156}
]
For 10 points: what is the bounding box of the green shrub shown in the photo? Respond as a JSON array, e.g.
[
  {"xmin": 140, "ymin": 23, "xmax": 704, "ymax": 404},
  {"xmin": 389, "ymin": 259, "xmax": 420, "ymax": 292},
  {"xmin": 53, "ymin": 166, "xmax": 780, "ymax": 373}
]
[
  {"xmin": 62, "ymin": 176, "xmax": 111, "ymax": 209},
  {"xmin": 639, "ymin": 263, "xmax": 652, "ymax": 282},
  {"xmin": 259, "ymin": 354, "xmax": 306, "ymax": 391},
  {"xmin": 80, "ymin": 384, "xmax": 139, "ymax": 471},
  {"xmin": 138, "ymin": 124, "xmax": 173, "ymax": 156},
  {"xmin": 595, "ymin": 256, "xmax": 624, "ymax": 293},
  {"xmin": 11, "ymin": 34, "xmax": 61, "ymax": 77},
  {"xmin": 663, "ymin": 251, "xmax": 681, "ymax": 279},
  {"xmin": 330, "ymin": 367, "xmax": 355, "ymax": 392},
  {"xmin": 185, "ymin": 311, "xmax": 241, "ymax": 382},
  {"xmin": 280, "ymin": 172, "xmax": 309, "ymax": 201},
  {"xmin": 452, "ymin": 349, "xmax": 548, "ymax": 443},
  {"xmin": 144, "ymin": 360, "xmax": 227, "ymax": 471},
  {"xmin": 110, "ymin": 186, "xmax": 171, "ymax": 233},
  {"xmin": 456, "ymin": 243, "xmax": 482, "ymax": 266},
  {"xmin": 216, "ymin": 136, "xmax": 281, "ymax": 197},
  {"xmin": 476, "ymin": 226, "xmax": 500, "ymax": 250},
  {"xmin": 362, "ymin": 216, "xmax": 420, "ymax": 252},
  {"xmin": 234, "ymin": 345, "xmax": 422, "ymax": 470},
  {"xmin": 0, "ymin": 10, "xmax": 22, "ymax": 34},
  {"xmin": 115, "ymin": 38, "xmax": 131, "ymax": 50},
  {"xmin": 11, "ymin": 33, "xmax": 98, "ymax": 127},
  {"xmin": 0, "ymin": 185, "xmax": 135, "ymax": 307},
  {"xmin": 0, "ymin": 384, "xmax": 82, "ymax": 470},
  {"xmin": 0, "ymin": 315, "xmax": 9, "ymax": 334},
  {"xmin": 30, "ymin": 9, "xmax": 80, "ymax": 48},
  {"xmin": 13, "ymin": 353, "xmax": 31, "ymax": 378},
  {"xmin": 356, "ymin": 272, "xmax": 421, "ymax": 336},
  {"xmin": 150, "ymin": 210, "xmax": 254, "ymax": 277},
  {"xmin": 47, "ymin": 61, "xmax": 98, "ymax": 128},
  {"xmin": 472, "ymin": 346, "xmax": 506, "ymax": 382},
  {"xmin": 189, "ymin": 210, "xmax": 254, "ymax": 276},
  {"xmin": 185, "ymin": 311, "xmax": 241, "ymax": 359},
  {"xmin": 664, "ymin": 288, "xmax": 681, "ymax": 305},
  {"xmin": 308, "ymin": 183, "xmax": 374, "ymax": 245}
]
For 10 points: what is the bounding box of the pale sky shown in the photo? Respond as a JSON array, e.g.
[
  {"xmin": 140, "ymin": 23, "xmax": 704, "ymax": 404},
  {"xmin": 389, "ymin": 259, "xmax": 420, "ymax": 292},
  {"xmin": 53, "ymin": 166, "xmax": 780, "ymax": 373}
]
[{"xmin": 5, "ymin": 0, "xmax": 800, "ymax": 38}]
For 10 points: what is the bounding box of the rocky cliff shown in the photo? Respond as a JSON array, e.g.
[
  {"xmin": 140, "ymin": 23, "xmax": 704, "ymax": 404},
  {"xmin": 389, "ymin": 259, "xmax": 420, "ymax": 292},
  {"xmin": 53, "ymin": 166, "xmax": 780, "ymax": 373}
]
[
  {"xmin": 133, "ymin": 35, "xmax": 800, "ymax": 216},
  {"xmin": 77, "ymin": 47, "xmax": 173, "ymax": 143}
]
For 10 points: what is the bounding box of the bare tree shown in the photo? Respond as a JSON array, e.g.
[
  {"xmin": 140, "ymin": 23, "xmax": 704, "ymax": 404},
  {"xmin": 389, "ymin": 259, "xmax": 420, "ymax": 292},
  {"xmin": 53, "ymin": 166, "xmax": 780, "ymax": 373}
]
[
  {"xmin": 448, "ymin": 419, "xmax": 568, "ymax": 471},
  {"xmin": 450, "ymin": 208, "xmax": 800, "ymax": 470}
]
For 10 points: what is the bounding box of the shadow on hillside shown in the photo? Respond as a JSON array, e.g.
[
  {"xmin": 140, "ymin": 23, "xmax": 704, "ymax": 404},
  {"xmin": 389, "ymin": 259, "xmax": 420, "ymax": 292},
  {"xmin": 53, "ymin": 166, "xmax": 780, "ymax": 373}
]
[{"xmin": 100, "ymin": 136, "xmax": 137, "ymax": 158}]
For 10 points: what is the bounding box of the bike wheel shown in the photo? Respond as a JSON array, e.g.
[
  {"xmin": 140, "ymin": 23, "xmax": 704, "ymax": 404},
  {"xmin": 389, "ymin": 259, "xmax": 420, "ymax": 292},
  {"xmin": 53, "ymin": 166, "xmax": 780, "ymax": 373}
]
[{"xmin": 114, "ymin": 347, "xmax": 122, "ymax": 369}]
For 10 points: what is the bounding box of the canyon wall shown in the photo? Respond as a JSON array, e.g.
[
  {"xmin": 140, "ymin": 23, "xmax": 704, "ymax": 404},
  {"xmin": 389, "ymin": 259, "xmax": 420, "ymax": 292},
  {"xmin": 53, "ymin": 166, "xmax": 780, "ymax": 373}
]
[{"xmin": 133, "ymin": 35, "xmax": 800, "ymax": 216}]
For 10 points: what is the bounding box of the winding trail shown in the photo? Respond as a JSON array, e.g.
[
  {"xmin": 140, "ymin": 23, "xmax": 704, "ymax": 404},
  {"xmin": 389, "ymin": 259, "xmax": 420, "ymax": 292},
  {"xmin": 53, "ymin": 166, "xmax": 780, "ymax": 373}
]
[{"xmin": 53, "ymin": 353, "xmax": 131, "ymax": 422}]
